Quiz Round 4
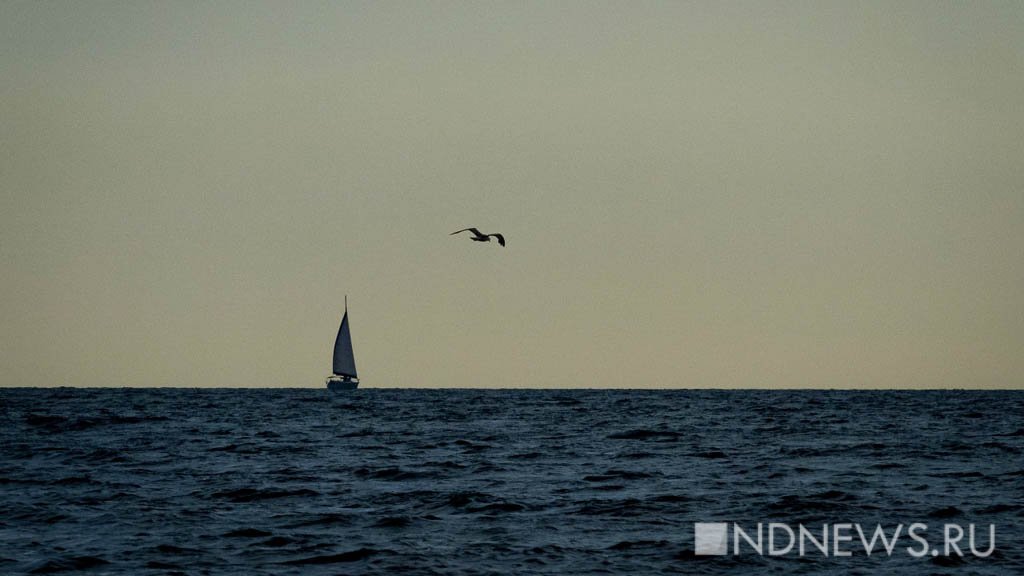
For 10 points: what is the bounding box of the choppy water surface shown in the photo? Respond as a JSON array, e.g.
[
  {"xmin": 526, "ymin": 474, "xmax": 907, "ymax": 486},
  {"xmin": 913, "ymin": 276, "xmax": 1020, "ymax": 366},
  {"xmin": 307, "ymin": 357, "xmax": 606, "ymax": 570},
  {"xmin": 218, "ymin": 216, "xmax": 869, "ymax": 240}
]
[{"xmin": 1, "ymin": 388, "xmax": 1022, "ymax": 575}]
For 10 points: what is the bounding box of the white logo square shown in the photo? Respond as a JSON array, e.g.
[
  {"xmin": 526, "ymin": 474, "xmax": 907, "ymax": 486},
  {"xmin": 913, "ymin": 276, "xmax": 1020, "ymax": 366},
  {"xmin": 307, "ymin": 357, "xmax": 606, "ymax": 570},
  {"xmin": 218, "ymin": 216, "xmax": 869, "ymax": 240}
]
[{"xmin": 695, "ymin": 522, "xmax": 729, "ymax": 555}]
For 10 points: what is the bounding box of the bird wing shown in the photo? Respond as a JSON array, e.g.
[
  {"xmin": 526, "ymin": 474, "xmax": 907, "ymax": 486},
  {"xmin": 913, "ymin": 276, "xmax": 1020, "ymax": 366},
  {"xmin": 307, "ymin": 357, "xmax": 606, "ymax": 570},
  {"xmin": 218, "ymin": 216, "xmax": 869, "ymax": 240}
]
[
  {"xmin": 490, "ymin": 234, "xmax": 505, "ymax": 246},
  {"xmin": 450, "ymin": 228, "xmax": 482, "ymax": 236}
]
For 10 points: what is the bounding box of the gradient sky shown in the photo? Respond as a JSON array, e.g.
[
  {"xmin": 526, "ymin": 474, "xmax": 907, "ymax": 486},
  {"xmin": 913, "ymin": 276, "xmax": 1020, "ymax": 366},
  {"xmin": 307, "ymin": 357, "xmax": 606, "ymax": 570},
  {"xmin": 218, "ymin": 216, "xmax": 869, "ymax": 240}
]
[{"xmin": 2, "ymin": 1, "xmax": 1022, "ymax": 388}]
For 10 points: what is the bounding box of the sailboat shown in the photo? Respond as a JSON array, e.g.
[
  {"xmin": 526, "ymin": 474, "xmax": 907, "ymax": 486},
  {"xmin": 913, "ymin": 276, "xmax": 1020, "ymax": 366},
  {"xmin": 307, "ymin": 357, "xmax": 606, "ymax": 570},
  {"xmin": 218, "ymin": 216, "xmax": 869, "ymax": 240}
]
[{"xmin": 326, "ymin": 297, "xmax": 359, "ymax": 391}]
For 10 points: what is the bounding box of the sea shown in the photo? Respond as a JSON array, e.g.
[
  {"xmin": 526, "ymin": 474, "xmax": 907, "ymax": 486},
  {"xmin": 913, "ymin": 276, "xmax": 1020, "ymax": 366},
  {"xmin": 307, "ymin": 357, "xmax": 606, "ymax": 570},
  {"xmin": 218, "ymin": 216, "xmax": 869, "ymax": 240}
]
[{"xmin": 1, "ymin": 388, "xmax": 1021, "ymax": 575}]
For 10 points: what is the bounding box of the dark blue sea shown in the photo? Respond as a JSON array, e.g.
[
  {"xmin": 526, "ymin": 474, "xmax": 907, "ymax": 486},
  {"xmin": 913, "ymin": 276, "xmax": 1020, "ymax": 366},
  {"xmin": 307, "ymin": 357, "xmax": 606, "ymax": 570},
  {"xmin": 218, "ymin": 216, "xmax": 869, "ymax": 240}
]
[{"xmin": 1, "ymin": 389, "xmax": 1021, "ymax": 575}]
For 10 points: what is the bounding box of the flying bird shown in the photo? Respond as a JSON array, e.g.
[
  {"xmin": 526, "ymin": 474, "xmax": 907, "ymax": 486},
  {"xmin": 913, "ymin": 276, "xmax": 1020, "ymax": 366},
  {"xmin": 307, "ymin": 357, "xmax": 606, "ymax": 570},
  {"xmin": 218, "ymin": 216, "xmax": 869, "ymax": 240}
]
[{"xmin": 450, "ymin": 227, "xmax": 505, "ymax": 247}]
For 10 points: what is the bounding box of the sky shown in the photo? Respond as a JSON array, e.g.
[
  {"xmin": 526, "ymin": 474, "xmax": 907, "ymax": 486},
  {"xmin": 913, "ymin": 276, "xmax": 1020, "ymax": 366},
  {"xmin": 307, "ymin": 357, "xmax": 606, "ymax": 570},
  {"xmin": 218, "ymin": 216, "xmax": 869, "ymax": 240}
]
[{"xmin": 2, "ymin": 1, "xmax": 1022, "ymax": 389}]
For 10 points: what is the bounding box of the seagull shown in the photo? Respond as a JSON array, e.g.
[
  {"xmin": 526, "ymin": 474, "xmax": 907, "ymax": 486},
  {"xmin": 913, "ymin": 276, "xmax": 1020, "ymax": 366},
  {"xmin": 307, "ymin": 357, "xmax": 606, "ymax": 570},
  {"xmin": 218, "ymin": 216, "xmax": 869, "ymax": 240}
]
[{"xmin": 450, "ymin": 227, "xmax": 505, "ymax": 247}]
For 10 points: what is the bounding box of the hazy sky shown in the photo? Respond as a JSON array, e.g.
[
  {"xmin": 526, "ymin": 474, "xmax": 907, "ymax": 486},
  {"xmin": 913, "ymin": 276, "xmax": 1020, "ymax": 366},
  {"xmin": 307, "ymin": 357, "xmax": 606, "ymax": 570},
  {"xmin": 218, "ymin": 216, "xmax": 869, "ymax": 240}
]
[{"xmin": 2, "ymin": 1, "xmax": 1022, "ymax": 388}]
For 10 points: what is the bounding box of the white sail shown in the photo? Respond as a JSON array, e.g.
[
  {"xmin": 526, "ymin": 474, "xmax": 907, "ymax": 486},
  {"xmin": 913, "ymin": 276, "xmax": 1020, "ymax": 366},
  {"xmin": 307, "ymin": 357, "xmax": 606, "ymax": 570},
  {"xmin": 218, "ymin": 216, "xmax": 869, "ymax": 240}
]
[{"xmin": 332, "ymin": 309, "xmax": 357, "ymax": 377}]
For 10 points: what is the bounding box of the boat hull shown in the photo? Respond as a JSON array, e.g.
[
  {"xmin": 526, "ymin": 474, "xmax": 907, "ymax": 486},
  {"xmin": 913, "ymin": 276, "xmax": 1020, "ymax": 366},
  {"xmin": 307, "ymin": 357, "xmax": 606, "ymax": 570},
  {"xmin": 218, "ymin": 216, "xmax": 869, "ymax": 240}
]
[{"xmin": 327, "ymin": 378, "xmax": 359, "ymax": 391}]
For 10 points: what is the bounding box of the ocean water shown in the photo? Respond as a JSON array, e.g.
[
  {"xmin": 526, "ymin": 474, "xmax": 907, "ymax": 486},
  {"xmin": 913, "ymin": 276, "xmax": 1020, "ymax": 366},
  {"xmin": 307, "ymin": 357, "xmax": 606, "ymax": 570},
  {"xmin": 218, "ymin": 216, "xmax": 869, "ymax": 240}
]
[{"xmin": 1, "ymin": 388, "xmax": 1021, "ymax": 575}]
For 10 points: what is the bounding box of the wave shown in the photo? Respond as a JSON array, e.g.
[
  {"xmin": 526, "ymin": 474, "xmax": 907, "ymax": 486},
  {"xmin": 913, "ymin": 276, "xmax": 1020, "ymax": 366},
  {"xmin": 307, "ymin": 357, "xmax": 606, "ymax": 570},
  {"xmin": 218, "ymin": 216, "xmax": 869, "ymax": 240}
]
[
  {"xmin": 209, "ymin": 487, "xmax": 319, "ymax": 502},
  {"xmin": 606, "ymin": 429, "xmax": 681, "ymax": 441},
  {"xmin": 280, "ymin": 547, "xmax": 384, "ymax": 565}
]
